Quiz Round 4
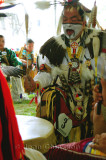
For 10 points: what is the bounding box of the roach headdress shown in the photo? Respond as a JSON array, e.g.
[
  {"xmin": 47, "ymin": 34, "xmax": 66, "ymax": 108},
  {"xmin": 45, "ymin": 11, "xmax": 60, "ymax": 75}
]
[{"xmin": 57, "ymin": 0, "xmax": 91, "ymax": 35}]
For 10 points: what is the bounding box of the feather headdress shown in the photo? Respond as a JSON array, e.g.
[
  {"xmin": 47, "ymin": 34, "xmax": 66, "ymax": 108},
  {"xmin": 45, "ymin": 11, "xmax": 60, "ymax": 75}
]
[
  {"xmin": 35, "ymin": 0, "xmax": 91, "ymax": 12},
  {"xmin": 57, "ymin": 0, "xmax": 91, "ymax": 35}
]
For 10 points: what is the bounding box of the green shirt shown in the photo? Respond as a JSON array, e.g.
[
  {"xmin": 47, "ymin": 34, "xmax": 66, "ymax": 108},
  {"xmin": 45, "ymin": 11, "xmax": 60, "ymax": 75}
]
[{"xmin": 0, "ymin": 48, "xmax": 23, "ymax": 66}]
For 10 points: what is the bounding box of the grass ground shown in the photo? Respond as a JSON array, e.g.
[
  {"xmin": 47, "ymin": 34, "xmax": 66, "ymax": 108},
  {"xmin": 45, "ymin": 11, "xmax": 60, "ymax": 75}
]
[{"xmin": 13, "ymin": 94, "xmax": 37, "ymax": 116}]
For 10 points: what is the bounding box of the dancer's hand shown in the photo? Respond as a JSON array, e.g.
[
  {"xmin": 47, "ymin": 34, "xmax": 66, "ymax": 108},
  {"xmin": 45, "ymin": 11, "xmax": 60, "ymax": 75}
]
[{"xmin": 93, "ymin": 84, "xmax": 102, "ymax": 103}]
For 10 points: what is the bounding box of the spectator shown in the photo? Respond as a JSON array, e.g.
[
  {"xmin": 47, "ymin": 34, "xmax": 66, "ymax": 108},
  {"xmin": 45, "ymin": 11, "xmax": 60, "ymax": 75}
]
[
  {"xmin": 0, "ymin": 35, "xmax": 24, "ymax": 67},
  {"xmin": 21, "ymin": 39, "xmax": 36, "ymax": 78}
]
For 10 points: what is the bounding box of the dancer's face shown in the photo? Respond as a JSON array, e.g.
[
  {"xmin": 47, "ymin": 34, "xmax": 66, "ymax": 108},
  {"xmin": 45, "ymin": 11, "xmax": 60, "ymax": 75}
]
[{"xmin": 62, "ymin": 6, "xmax": 85, "ymax": 40}]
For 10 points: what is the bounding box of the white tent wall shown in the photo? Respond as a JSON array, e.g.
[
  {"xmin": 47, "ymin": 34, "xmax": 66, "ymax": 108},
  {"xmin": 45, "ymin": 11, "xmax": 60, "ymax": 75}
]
[{"xmin": 0, "ymin": 0, "xmax": 106, "ymax": 53}]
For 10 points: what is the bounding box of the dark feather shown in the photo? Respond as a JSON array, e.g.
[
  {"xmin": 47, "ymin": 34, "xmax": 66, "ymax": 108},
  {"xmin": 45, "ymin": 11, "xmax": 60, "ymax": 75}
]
[
  {"xmin": 40, "ymin": 35, "xmax": 66, "ymax": 66},
  {"xmin": 1, "ymin": 66, "xmax": 26, "ymax": 77}
]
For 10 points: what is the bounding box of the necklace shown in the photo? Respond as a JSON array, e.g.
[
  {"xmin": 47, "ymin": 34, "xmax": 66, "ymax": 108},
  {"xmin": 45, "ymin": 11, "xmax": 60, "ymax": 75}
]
[
  {"xmin": 66, "ymin": 42, "xmax": 83, "ymax": 85},
  {"xmin": 66, "ymin": 44, "xmax": 83, "ymax": 59}
]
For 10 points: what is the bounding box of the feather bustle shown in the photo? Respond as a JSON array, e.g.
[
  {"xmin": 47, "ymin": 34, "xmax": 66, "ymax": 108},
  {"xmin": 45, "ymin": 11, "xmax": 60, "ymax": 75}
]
[{"xmin": 40, "ymin": 36, "xmax": 66, "ymax": 66}]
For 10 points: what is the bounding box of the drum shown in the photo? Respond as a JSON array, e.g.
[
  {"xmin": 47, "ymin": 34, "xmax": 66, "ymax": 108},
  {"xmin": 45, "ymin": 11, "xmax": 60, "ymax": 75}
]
[{"xmin": 16, "ymin": 115, "xmax": 56, "ymax": 154}]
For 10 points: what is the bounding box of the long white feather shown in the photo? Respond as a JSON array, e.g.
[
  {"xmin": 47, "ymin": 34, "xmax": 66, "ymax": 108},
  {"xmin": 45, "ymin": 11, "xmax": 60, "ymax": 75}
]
[
  {"xmin": 93, "ymin": 36, "xmax": 100, "ymax": 58},
  {"xmin": 35, "ymin": 1, "xmax": 51, "ymax": 10},
  {"xmin": 57, "ymin": 13, "xmax": 63, "ymax": 35},
  {"xmin": 25, "ymin": 13, "xmax": 29, "ymax": 68}
]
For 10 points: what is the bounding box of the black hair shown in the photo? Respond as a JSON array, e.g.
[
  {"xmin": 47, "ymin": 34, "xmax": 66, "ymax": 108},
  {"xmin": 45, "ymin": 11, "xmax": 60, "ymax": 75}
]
[
  {"xmin": 27, "ymin": 39, "xmax": 34, "ymax": 44},
  {"xmin": 0, "ymin": 35, "xmax": 4, "ymax": 38}
]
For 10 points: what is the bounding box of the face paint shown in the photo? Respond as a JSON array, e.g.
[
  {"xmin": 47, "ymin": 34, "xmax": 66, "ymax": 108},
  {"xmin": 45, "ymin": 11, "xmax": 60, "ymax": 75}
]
[
  {"xmin": 62, "ymin": 5, "xmax": 85, "ymax": 40},
  {"xmin": 63, "ymin": 23, "xmax": 83, "ymax": 40}
]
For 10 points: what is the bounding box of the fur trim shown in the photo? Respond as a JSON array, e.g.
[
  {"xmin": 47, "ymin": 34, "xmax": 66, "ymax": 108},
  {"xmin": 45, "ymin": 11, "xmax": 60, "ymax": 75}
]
[
  {"xmin": 81, "ymin": 63, "xmax": 94, "ymax": 87},
  {"xmin": 51, "ymin": 64, "xmax": 69, "ymax": 80},
  {"xmin": 51, "ymin": 67, "xmax": 63, "ymax": 80},
  {"xmin": 81, "ymin": 64, "xmax": 94, "ymax": 80},
  {"xmin": 51, "ymin": 63, "xmax": 94, "ymax": 88}
]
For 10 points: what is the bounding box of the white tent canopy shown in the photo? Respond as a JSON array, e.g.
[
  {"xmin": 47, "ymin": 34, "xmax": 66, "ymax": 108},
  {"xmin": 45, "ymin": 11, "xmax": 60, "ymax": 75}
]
[{"xmin": 0, "ymin": 0, "xmax": 105, "ymax": 52}]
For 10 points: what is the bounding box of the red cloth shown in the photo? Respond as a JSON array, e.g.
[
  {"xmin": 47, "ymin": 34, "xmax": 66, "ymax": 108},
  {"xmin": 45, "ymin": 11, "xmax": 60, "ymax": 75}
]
[
  {"xmin": 56, "ymin": 137, "xmax": 93, "ymax": 152},
  {"xmin": 0, "ymin": 69, "xmax": 25, "ymax": 160},
  {"xmin": 46, "ymin": 138, "xmax": 105, "ymax": 160},
  {"xmin": 102, "ymin": 48, "xmax": 106, "ymax": 53},
  {"xmin": 53, "ymin": 87, "xmax": 87, "ymax": 127},
  {"xmin": 0, "ymin": 0, "xmax": 4, "ymax": 4}
]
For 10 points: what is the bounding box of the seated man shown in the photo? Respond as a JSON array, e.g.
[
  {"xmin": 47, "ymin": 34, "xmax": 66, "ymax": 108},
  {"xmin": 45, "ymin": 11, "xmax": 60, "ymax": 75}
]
[
  {"xmin": 0, "ymin": 34, "xmax": 29, "ymax": 102},
  {"xmin": 0, "ymin": 35, "xmax": 26, "ymax": 67},
  {"xmin": 0, "ymin": 68, "xmax": 47, "ymax": 160}
]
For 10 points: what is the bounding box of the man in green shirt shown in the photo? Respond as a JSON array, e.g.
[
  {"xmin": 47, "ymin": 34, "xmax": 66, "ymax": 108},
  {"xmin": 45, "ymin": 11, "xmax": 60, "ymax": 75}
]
[{"xmin": 0, "ymin": 35, "xmax": 25, "ymax": 67}]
